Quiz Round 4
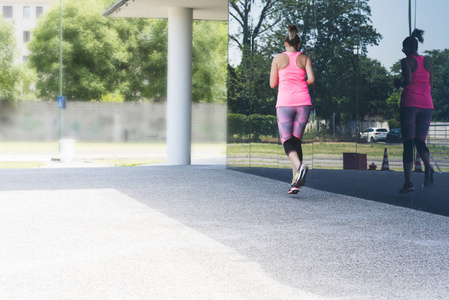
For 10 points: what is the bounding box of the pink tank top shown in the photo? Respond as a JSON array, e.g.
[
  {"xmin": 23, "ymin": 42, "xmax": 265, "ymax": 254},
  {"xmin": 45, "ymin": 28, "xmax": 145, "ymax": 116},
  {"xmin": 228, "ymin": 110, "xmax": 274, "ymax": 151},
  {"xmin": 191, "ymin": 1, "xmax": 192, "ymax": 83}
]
[
  {"xmin": 276, "ymin": 51, "xmax": 312, "ymax": 108},
  {"xmin": 401, "ymin": 55, "xmax": 433, "ymax": 109}
]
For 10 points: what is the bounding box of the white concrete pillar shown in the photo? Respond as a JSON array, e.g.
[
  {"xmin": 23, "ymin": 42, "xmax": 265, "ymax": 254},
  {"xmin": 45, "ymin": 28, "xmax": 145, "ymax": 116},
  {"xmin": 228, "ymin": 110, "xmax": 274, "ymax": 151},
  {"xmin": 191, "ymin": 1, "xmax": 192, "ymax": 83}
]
[{"xmin": 167, "ymin": 7, "xmax": 193, "ymax": 165}]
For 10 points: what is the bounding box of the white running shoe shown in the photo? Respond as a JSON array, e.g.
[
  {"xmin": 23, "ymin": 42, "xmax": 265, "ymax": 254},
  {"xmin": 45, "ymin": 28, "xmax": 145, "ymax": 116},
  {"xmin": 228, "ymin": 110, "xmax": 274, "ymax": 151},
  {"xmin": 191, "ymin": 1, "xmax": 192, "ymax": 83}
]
[{"xmin": 295, "ymin": 164, "xmax": 308, "ymax": 187}]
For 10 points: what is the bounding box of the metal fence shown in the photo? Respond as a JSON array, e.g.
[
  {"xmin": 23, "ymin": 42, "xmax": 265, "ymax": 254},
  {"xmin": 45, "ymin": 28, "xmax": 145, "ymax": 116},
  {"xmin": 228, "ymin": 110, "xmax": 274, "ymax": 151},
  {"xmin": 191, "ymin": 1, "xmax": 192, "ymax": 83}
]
[
  {"xmin": 427, "ymin": 123, "xmax": 449, "ymax": 173},
  {"xmin": 427, "ymin": 123, "xmax": 449, "ymax": 144}
]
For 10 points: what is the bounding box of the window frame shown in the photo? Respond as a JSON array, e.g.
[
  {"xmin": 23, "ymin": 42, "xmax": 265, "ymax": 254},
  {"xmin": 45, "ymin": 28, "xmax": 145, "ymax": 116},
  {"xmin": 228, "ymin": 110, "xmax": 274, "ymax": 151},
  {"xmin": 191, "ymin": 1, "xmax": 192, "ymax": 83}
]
[
  {"xmin": 23, "ymin": 6, "xmax": 31, "ymax": 18},
  {"xmin": 3, "ymin": 6, "xmax": 13, "ymax": 18},
  {"xmin": 23, "ymin": 31, "xmax": 31, "ymax": 43},
  {"xmin": 36, "ymin": 6, "xmax": 43, "ymax": 18}
]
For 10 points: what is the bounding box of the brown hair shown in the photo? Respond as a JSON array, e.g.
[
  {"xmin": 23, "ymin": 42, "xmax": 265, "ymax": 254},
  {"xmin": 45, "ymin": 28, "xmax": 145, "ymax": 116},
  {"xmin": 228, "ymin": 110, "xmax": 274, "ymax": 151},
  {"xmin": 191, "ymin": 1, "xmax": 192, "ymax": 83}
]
[
  {"xmin": 402, "ymin": 28, "xmax": 424, "ymax": 56},
  {"xmin": 284, "ymin": 24, "xmax": 300, "ymax": 50}
]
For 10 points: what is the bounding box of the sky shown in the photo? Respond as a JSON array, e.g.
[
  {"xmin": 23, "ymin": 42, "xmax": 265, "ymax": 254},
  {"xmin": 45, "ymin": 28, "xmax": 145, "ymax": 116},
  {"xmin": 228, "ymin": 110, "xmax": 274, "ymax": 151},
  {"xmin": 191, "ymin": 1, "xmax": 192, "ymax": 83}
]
[{"xmin": 366, "ymin": 0, "xmax": 449, "ymax": 70}]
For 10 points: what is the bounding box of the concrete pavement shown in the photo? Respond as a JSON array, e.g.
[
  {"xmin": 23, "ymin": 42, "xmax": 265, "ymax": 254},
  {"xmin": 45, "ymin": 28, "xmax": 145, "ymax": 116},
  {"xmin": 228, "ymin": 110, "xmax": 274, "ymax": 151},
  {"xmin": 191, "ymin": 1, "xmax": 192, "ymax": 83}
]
[{"xmin": 1, "ymin": 163, "xmax": 449, "ymax": 299}]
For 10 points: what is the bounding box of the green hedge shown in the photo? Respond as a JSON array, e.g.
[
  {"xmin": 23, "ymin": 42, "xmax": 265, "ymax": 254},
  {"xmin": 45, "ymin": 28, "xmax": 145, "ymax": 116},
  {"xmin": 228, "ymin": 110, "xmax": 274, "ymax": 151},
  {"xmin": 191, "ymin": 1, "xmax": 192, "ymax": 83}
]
[{"xmin": 228, "ymin": 113, "xmax": 278, "ymax": 142}]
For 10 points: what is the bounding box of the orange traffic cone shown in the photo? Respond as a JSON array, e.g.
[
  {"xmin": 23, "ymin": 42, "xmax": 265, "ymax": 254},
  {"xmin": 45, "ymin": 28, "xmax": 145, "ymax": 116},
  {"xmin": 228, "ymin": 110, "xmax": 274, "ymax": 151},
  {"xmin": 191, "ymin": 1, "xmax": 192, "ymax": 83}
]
[
  {"xmin": 380, "ymin": 148, "xmax": 390, "ymax": 171},
  {"xmin": 413, "ymin": 153, "xmax": 424, "ymax": 173}
]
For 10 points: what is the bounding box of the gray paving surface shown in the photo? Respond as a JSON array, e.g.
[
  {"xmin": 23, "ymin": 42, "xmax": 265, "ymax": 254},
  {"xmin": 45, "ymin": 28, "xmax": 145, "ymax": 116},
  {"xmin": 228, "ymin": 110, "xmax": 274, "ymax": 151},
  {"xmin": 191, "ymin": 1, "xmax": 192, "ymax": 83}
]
[{"xmin": 1, "ymin": 163, "xmax": 449, "ymax": 299}]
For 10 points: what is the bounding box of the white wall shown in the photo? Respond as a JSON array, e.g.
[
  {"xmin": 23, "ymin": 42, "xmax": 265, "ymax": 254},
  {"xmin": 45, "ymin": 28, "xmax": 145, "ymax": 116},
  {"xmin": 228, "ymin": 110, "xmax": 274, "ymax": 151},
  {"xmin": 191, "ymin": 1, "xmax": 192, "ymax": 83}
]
[
  {"xmin": 0, "ymin": 101, "xmax": 227, "ymax": 143},
  {"xmin": 0, "ymin": 0, "xmax": 55, "ymax": 64}
]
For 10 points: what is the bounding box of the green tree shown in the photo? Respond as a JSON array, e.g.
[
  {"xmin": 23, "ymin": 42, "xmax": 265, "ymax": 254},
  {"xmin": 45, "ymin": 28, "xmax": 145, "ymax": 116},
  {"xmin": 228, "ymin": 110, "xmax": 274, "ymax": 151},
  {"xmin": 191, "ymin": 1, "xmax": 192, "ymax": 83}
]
[
  {"xmin": 29, "ymin": 0, "xmax": 129, "ymax": 101},
  {"xmin": 229, "ymin": 0, "xmax": 283, "ymax": 115},
  {"xmin": 29, "ymin": 0, "xmax": 227, "ymax": 103},
  {"xmin": 192, "ymin": 20, "xmax": 227, "ymax": 103},
  {"xmin": 425, "ymin": 49, "xmax": 449, "ymax": 121},
  {"xmin": 0, "ymin": 17, "xmax": 22, "ymax": 103},
  {"xmin": 16, "ymin": 64, "xmax": 38, "ymax": 101},
  {"xmin": 111, "ymin": 18, "xmax": 168, "ymax": 102},
  {"xmin": 228, "ymin": 0, "xmax": 383, "ymax": 124},
  {"xmin": 288, "ymin": 0, "xmax": 381, "ymax": 121},
  {"xmin": 252, "ymin": 0, "xmax": 382, "ymax": 123},
  {"xmin": 227, "ymin": 52, "xmax": 276, "ymax": 116},
  {"xmin": 386, "ymin": 90, "xmax": 401, "ymax": 129},
  {"xmin": 229, "ymin": 0, "xmax": 282, "ymax": 62},
  {"xmin": 358, "ymin": 56, "xmax": 394, "ymax": 119},
  {"xmin": 116, "ymin": 19, "xmax": 227, "ymax": 103}
]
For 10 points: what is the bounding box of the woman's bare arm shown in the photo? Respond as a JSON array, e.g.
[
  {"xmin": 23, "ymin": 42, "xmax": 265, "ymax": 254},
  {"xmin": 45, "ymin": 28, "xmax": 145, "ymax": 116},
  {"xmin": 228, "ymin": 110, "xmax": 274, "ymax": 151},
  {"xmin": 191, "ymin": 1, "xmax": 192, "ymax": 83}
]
[
  {"xmin": 270, "ymin": 55, "xmax": 280, "ymax": 88},
  {"xmin": 305, "ymin": 55, "xmax": 315, "ymax": 85},
  {"xmin": 400, "ymin": 58, "xmax": 413, "ymax": 87}
]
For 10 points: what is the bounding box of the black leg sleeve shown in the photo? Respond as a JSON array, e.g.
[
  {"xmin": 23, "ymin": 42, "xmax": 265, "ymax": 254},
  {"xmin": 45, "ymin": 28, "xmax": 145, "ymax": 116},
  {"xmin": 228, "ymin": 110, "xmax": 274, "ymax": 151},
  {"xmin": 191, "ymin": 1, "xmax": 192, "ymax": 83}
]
[
  {"xmin": 283, "ymin": 138, "xmax": 295, "ymax": 156},
  {"xmin": 292, "ymin": 137, "xmax": 303, "ymax": 162}
]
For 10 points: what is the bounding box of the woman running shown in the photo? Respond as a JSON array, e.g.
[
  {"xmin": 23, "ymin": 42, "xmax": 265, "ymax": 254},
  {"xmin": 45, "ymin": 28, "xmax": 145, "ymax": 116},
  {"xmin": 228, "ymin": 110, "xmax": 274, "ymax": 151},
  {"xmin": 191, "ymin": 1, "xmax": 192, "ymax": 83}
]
[
  {"xmin": 270, "ymin": 25, "xmax": 315, "ymax": 194},
  {"xmin": 394, "ymin": 29, "xmax": 435, "ymax": 194}
]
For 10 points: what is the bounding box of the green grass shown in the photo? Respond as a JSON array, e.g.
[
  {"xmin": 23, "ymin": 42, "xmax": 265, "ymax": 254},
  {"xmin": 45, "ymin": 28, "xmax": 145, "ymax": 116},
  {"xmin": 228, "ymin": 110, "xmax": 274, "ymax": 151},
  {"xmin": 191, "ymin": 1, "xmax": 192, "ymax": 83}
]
[
  {"xmin": 0, "ymin": 161, "xmax": 46, "ymax": 169},
  {"xmin": 0, "ymin": 141, "xmax": 167, "ymax": 152},
  {"xmin": 227, "ymin": 142, "xmax": 449, "ymax": 172},
  {"xmin": 0, "ymin": 142, "xmax": 59, "ymax": 152},
  {"xmin": 0, "ymin": 141, "xmax": 225, "ymax": 154},
  {"xmin": 0, "ymin": 141, "xmax": 226, "ymax": 169},
  {"xmin": 227, "ymin": 142, "xmax": 404, "ymax": 158},
  {"xmin": 98, "ymin": 159, "xmax": 162, "ymax": 167},
  {"xmin": 0, "ymin": 141, "xmax": 445, "ymax": 171}
]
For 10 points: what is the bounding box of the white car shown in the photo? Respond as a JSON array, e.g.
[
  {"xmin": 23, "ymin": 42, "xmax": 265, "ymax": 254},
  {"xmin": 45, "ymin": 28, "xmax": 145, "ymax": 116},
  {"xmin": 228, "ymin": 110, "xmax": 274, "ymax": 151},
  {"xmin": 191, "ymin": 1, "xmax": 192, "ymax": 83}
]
[{"xmin": 360, "ymin": 127, "xmax": 388, "ymax": 143}]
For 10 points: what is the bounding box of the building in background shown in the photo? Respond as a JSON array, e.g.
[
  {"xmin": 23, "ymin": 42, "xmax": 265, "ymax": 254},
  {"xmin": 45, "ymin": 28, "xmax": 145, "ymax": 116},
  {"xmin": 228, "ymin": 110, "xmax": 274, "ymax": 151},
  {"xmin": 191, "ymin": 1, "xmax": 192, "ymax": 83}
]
[{"xmin": 1, "ymin": 0, "xmax": 55, "ymax": 64}]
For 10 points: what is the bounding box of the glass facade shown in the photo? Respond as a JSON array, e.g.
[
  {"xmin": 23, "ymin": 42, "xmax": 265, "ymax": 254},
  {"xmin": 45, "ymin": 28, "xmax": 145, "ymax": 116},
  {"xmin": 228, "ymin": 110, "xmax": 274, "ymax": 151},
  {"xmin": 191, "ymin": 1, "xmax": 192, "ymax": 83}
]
[
  {"xmin": 0, "ymin": 10, "xmax": 227, "ymax": 168},
  {"xmin": 226, "ymin": 0, "xmax": 449, "ymax": 214}
]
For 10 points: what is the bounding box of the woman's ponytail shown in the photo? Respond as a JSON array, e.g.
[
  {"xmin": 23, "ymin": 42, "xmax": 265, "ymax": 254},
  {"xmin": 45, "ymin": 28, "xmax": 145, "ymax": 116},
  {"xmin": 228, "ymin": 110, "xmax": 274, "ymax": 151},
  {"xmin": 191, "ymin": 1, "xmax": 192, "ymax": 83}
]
[
  {"xmin": 402, "ymin": 28, "xmax": 425, "ymax": 54},
  {"xmin": 287, "ymin": 25, "xmax": 298, "ymax": 41},
  {"xmin": 284, "ymin": 24, "xmax": 300, "ymax": 50},
  {"xmin": 411, "ymin": 28, "xmax": 424, "ymax": 43}
]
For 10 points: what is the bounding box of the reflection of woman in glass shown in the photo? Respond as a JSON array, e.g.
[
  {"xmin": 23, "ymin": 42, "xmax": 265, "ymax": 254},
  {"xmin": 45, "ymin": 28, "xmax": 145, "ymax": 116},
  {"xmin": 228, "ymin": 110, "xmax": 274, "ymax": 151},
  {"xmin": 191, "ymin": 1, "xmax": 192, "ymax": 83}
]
[
  {"xmin": 394, "ymin": 29, "xmax": 434, "ymax": 194},
  {"xmin": 270, "ymin": 25, "xmax": 315, "ymax": 194}
]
